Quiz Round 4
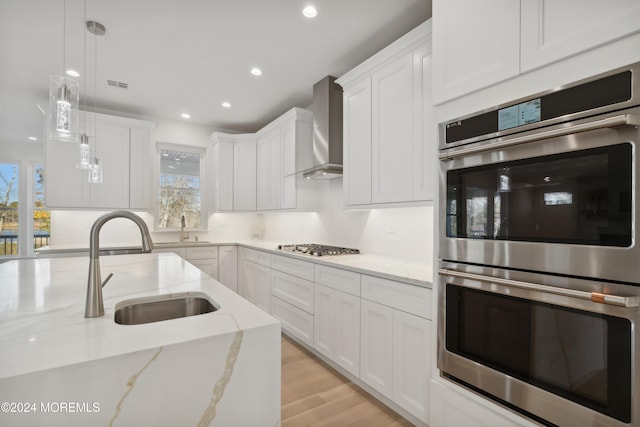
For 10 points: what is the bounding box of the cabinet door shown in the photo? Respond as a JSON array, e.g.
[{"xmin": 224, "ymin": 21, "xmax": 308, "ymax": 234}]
[
  {"xmin": 343, "ymin": 78, "xmax": 372, "ymax": 206},
  {"xmin": 189, "ymin": 258, "xmax": 218, "ymax": 279},
  {"xmin": 256, "ymin": 136, "xmax": 271, "ymax": 211},
  {"xmin": 371, "ymin": 52, "xmax": 413, "ymax": 203},
  {"xmin": 89, "ymin": 122, "xmax": 131, "ymax": 208},
  {"xmin": 314, "ymin": 284, "xmax": 335, "ymax": 359},
  {"xmin": 334, "ymin": 291, "xmax": 360, "ymax": 377},
  {"xmin": 215, "ymin": 141, "xmax": 234, "ymax": 211},
  {"xmin": 233, "ymin": 140, "xmax": 257, "ymax": 211},
  {"xmin": 129, "ymin": 126, "xmax": 151, "ymax": 210},
  {"xmin": 521, "ymin": 0, "xmax": 640, "ymax": 72},
  {"xmin": 393, "ymin": 310, "xmax": 431, "ymax": 423},
  {"xmin": 413, "ymin": 44, "xmax": 435, "ymax": 202},
  {"xmin": 360, "ymin": 299, "xmax": 393, "ymax": 398},
  {"xmin": 218, "ymin": 245, "xmax": 238, "ymax": 292},
  {"xmin": 282, "ymin": 120, "xmax": 297, "ymax": 176},
  {"xmin": 432, "ymin": 0, "xmax": 520, "ymax": 104},
  {"xmin": 243, "ymin": 260, "xmax": 259, "ymax": 305},
  {"xmin": 268, "ymin": 130, "xmax": 282, "ymax": 210}
]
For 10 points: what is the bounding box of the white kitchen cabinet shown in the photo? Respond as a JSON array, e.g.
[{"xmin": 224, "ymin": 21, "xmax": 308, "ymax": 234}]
[
  {"xmin": 371, "ymin": 52, "xmax": 413, "ymax": 204},
  {"xmin": 243, "ymin": 260, "xmax": 271, "ymax": 313},
  {"xmin": 271, "ymin": 295, "xmax": 314, "ymax": 347},
  {"xmin": 433, "ymin": 0, "xmax": 640, "ymax": 104},
  {"xmin": 413, "ymin": 43, "xmax": 436, "ymax": 202},
  {"xmin": 210, "ymin": 133, "xmax": 256, "ymax": 212},
  {"xmin": 393, "ymin": 309, "xmax": 431, "ymax": 423},
  {"xmin": 256, "ymin": 108, "xmax": 312, "ymax": 211},
  {"xmin": 337, "ymin": 21, "xmax": 433, "ymax": 207},
  {"xmin": 45, "ymin": 112, "xmax": 153, "ymax": 209},
  {"xmin": 314, "ymin": 284, "xmax": 361, "ymax": 377},
  {"xmin": 342, "ymin": 78, "xmax": 372, "ymax": 206},
  {"xmin": 520, "ymin": 0, "xmax": 640, "ymax": 72},
  {"xmin": 432, "ymin": 0, "xmax": 520, "ymax": 104},
  {"xmin": 360, "ymin": 299, "xmax": 394, "ymax": 397},
  {"xmin": 430, "ymin": 380, "xmax": 539, "ymax": 427},
  {"xmin": 153, "ymin": 245, "xmax": 219, "ymax": 279},
  {"xmin": 233, "ymin": 136, "xmax": 257, "ymax": 211},
  {"xmin": 218, "ymin": 245, "xmax": 238, "ymax": 292}
]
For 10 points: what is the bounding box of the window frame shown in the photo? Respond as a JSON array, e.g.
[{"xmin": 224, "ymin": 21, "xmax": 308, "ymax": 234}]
[{"xmin": 154, "ymin": 142, "xmax": 208, "ymax": 232}]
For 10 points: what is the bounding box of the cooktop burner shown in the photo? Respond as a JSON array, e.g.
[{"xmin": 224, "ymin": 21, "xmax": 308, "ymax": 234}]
[{"xmin": 277, "ymin": 244, "xmax": 360, "ymax": 257}]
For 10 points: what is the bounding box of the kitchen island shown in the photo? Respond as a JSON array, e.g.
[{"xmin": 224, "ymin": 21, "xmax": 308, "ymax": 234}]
[{"xmin": 0, "ymin": 253, "xmax": 281, "ymax": 427}]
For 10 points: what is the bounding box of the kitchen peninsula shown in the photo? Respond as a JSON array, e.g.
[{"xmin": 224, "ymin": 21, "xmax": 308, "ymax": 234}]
[{"xmin": 0, "ymin": 253, "xmax": 280, "ymax": 427}]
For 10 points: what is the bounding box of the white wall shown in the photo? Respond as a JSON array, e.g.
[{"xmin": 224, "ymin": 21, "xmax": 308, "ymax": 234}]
[{"xmin": 261, "ymin": 179, "xmax": 433, "ymax": 264}]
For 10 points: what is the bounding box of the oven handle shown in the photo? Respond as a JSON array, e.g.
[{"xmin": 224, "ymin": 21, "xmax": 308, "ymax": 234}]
[
  {"xmin": 438, "ymin": 268, "xmax": 640, "ymax": 307},
  {"xmin": 439, "ymin": 113, "xmax": 640, "ymax": 160}
]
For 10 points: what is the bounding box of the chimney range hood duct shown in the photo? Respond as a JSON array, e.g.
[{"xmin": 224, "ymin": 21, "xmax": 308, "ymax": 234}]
[{"xmin": 302, "ymin": 76, "xmax": 343, "ymax": 179}]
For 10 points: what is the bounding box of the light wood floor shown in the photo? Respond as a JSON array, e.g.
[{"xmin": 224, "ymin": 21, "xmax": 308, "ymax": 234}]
[{"xmin": 281, "ymin": 334, "xmax": 414, "ymax": 427}]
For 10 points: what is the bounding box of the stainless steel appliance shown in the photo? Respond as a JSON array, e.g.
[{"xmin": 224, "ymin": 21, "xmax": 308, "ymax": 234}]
[
  {"xmin": 437, "ymin": 62, "xmax": 640, "ymax": 427},
  {"xmin": 277, "ymin": 244, "xmax": 360, "ymax": 257}
]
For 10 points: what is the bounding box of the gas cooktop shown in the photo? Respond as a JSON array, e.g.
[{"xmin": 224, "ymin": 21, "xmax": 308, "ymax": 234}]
[{"xmin": 277, "ymin": 244, "xmax": 360, "ymax": 257}]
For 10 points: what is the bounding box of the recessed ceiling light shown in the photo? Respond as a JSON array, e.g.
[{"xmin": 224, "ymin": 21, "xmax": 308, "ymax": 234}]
[
  {"xmin": 28, "ymin": 136, "xmax": 38, "ymax": 141},
  {"xmin": 66, "ymin": 69, "xmax": 80, "ymax": 77},
  {"xmin": 181, "ymin": 113, "xmax": 191, "ymax": 119},
  {"xmin": 250, "ymin": 67, "xmax": 263, "ymax": 76},
  {"xmin": 222, "ymin": 102, "xmax": 231, "ymax": 108},
  {"xmin": 302, "ymin": 5, "xmax": 317, "ymax": 18}
]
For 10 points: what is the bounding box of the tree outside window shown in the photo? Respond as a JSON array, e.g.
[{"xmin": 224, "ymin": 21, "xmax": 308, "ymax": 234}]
[
  {"xmin": 33, "ymin": 165, "xmax": 50, "ymax": 249},
  {"xmin": 0, "ymin": 162, "xmax": 19, "ymax": 255}
]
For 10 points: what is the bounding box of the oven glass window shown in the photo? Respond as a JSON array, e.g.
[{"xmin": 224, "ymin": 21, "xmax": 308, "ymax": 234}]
[
  {"xmin": 446, "ymin": 143, "xmax": 632, "ymax": 246},
  {"xmin": 446, "ymin": 285, "xmax": 632, "ymax": 422}
]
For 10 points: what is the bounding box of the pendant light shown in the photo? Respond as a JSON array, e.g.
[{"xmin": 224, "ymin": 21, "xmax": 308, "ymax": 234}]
[
  {"xmin": 48, "ymin": 0, "xmax": 79, "ymax": 142},
  {"xmin": 87, "ymin": 20, "xmax": 105, "ymax": 184},
  {"xmin": 76, "ymin": 0, "xmax": 91, "ymax": 170}
]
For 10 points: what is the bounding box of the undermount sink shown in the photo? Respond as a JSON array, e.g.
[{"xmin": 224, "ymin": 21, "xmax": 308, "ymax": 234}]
[{"xmin": 114, "ymin": 292, "xmax": 218, "ymax": 325}]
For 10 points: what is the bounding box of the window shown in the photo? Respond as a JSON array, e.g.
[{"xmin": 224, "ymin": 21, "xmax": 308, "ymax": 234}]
[
  {"xmin": 33, "ymin": 164, "xmax": 50, "ymax": 250},
  {"xmin": 0, "ymin": 162, "xmax": 19, "ymax": 255},
  {"xmin": 157, "ymin": 144, "xmax": 205, "ymax": 230}
]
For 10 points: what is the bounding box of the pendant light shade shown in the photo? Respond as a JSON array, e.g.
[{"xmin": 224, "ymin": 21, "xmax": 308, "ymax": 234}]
[
  {"xmin": 48, "ymin": 75, "xmax": 79, "ymax": 142},
  {"xmin": 89, "ymin": 156, "xmax": 102, "ymax": 183},
  {"xmin": 76, "ymin": 133, "xmax": 91, "ymax": 169}
]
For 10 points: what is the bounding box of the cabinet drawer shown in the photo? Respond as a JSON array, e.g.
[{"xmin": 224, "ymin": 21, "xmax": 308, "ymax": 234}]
[
  {"xmin": 271, "ymin": 296, "xmax": 314, "ymax": 347},
  {"xmin": 188, "ymin": 259, "xmax": 219, "ymax": 280},
  {"xmin": 244, "ymin": 248, "xmax": 271, "ymax": 266},
  {"xmin": 271, "ymin": 270, "xmax": 314, "ymax": 314},
  {"xmin": 315, "ymin": 265, "xmax": 360, "ymax": 296},
  {"xmin": 361, "ymin": 275, "xmax": 432, "ymax": 319},
  {"xmin": 270, "ymin": 254, "xmax": 315, "ymax": 281},
  {"xmin": 185, "ymin": 246, "xmax": 218, "ymax": 260}
]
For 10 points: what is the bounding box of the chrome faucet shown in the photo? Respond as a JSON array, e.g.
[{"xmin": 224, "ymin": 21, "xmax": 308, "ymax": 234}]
[
  {"xmin": 85, "ymin": 211, "xmax": 154, "ymax": 318},
  {"xmin": 181, "ymin": 214, "xmax": 189, "ymax": 242}
]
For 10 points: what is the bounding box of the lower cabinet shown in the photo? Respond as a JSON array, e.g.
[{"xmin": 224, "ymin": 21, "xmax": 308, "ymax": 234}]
[
  {"xmin": 243, "ymin": 260, "xmax": 271, "ymax": 313},
  {"xmin": 218, "ymin": 245, "xmax": 238, "ymax": 292},
  {"xmin": 152, "ymin": 245, "xmax": 219, "ymax": 279},
  {"xmin": 314, "ymin": 284, "xmax": 360, "ymax": 377},
  {"xmin": 360, "ymin": 297, "xmax": 431, "ymax": 423}
]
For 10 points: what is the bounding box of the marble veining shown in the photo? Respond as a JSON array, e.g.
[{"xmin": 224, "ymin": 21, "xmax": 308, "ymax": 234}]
[
  {"xmin": 197, "ymin": 328, "xmax": 243, "ymax": 426},
  {"xmin": 110, "ymin": 346, "xmax": 163, "ymax": 426}
]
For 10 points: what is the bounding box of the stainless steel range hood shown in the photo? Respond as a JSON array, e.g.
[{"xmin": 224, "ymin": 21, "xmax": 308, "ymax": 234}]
[{"xmin": 302, "ymin": 76, "xmax": 343, "ymax": 179}]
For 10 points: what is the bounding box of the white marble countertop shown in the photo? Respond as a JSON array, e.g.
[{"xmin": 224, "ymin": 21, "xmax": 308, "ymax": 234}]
[
  {"xmin": 236, "ymin": 240, "xmax": 433, "ymax": 288},
  {"xmin": 37, "ymin": 240, "xmax": 433, "ymax": 287},
  {"xmin": 0, "ymin": 253, "xmax": 279, "ymax": 379}
]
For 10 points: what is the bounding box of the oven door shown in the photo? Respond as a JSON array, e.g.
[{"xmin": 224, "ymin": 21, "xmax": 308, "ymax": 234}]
[
  {"xmin": 439, "ymin": 107, "xmax": 640, "ymax": 283},
  {"xmin": 437, "ymin": 262, "xmax": 640, "ymax": 427}
]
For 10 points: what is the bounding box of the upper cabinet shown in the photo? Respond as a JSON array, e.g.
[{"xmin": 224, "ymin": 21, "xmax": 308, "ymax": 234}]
[
  {"xmin": 45, "ymin": 112, "xmax": 153, "ymax": 209},
  {"xmin": 520, "ymin": 0, "xmax": 640, "ymax": 72},
  {"xmin": 433, "ymin": 0, "xmax": 640, "ymax": 104},
  {"xmin": 337, "ymin": 20, "xmax": 433, "ymax": 207},
  {"xmin": 210, "ymin": 133, "xmax": 256, "ymax": 212},
  {"xmin": 432, "ymin": 0, "xmax": 519, "ymax": 105},
  {"xmin": 210, "ymin": 107, "xmax": 313, "ymax": 212}
]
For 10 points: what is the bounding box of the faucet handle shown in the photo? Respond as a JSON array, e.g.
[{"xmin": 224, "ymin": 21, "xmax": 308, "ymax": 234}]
[{"xmin": 102, "ymin": 272, "xmax": 114, "ymax": 288}]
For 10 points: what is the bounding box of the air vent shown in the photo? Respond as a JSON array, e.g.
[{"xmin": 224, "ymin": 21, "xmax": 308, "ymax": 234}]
[{"xmin": 107, "ymin": 80, "xmax": 128, "ymax": 89}]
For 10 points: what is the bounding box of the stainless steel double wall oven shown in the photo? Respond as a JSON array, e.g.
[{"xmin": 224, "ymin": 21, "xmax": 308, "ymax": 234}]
[{"xmin": 437, "ymin": 62, "xmax": 640, "ymax": 427}]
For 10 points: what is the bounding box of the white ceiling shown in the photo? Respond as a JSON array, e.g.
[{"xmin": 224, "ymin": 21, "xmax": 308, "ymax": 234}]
[{"xmin": 0, "ymin": 0, "xmax": 431, "ymax": 144}]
